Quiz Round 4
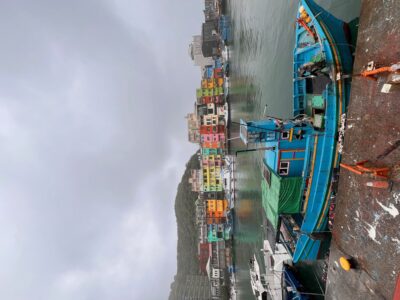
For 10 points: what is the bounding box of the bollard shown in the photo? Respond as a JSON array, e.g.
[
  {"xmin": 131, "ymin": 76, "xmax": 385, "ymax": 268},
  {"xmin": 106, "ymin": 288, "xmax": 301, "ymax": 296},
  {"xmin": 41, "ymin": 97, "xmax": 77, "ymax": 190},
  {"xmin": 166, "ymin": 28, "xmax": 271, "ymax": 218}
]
[{"xmin": 339, "ymin": 256, "xmax": 352, "ymax": 271}]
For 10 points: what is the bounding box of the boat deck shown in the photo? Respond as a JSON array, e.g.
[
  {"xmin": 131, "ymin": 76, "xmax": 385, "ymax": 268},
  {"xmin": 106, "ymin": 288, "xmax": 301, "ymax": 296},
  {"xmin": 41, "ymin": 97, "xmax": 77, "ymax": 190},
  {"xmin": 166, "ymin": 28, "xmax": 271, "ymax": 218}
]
[{"xmin": 325, "ymin": 1, "xmax": 400, "ymax": 299}]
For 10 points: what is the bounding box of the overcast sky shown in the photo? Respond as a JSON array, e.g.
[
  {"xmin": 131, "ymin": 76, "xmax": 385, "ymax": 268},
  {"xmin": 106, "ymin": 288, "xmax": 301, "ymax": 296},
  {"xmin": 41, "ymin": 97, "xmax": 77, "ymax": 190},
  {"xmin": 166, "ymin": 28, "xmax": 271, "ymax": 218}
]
[{"xmin": 0, "ymin": 1, "xmax": 201, "ymax": 299}]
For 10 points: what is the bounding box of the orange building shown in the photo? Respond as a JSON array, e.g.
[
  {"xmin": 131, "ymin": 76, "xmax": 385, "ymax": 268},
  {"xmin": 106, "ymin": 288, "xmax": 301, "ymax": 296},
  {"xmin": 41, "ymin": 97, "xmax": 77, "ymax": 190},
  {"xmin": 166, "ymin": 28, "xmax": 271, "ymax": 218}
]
[
  {"xmin": 206, "ymin": 199, "xmax": 228, "ymax": 218},
  {"xmin": 202, "ymin": 141, "xmax": 224, "ymax": 149},
  {"xmin": 206, "ymin": 199, "xmax": 228, "ymax": 224}
]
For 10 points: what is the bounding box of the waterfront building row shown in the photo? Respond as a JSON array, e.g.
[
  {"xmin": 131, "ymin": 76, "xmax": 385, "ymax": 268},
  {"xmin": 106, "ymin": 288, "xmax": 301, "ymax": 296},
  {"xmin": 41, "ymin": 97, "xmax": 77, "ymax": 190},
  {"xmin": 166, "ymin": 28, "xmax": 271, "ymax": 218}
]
[{"xmin": 180, "ymin": 2, "xmax": 233, "ymax": 298}]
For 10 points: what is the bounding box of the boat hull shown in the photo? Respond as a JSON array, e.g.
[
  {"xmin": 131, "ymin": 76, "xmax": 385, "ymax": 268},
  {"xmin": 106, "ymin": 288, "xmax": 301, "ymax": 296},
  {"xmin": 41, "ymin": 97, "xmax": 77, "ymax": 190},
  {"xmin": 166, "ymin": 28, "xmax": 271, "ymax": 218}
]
[{"xmin": 292, "ymin": 0, "xmax": 353, "ymax": 263}]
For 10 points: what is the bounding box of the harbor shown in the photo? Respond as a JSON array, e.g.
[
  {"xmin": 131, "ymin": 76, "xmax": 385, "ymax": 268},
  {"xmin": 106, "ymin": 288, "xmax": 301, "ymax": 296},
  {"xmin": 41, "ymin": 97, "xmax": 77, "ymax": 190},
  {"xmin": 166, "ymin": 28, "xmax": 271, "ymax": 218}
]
[{"xmin": 171, "ymin": 0, "xmax": 400, "ymax": 299}]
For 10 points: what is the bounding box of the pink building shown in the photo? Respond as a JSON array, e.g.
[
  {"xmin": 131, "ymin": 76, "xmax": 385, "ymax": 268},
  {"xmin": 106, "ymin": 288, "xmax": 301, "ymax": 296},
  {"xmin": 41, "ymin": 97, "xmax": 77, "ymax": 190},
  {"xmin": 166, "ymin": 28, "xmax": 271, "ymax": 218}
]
[{"xmin": 200, "ymin": 133, "xmax": 225, "ymax": 143}]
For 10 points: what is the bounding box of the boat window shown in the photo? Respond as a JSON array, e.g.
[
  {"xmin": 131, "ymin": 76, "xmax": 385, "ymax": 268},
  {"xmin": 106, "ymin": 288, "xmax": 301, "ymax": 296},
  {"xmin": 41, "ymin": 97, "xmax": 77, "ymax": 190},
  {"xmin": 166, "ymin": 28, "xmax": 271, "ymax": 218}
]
[
  {"xmin": 261, "ymin": 131, "xmax": 276, "ymax": 141},
  {"xmin": 281, "ymin": 131, "xmax": 290, "ymax": 140},
  {"xmin": 263, "ymin": 166, "xmax": 271, "ymax": 186},
  {"xmin": 279, "ymin": 161, "xmax": 290, "ymax": 176}
]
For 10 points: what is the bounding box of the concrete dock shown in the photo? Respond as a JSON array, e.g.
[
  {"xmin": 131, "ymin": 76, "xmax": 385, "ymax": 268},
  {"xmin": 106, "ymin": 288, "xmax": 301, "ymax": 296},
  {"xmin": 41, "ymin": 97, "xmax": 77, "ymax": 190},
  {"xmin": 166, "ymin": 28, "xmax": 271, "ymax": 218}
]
[{"xmin": 325, "ymin": 1, "xmax": 400, "ymax": 299}]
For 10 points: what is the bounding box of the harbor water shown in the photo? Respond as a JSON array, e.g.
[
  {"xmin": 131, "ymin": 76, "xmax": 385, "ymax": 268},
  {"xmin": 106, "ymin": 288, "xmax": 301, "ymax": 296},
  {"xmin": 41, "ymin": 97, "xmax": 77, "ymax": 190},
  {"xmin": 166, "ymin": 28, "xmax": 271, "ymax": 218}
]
[{"xmin": 227, "ymin": 0, "xmax": 361, "ymax": 298}]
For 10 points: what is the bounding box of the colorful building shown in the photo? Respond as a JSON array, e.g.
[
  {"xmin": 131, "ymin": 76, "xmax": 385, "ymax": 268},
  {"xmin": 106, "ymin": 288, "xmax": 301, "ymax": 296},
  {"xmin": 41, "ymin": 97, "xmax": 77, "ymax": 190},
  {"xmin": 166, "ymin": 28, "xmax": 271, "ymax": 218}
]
[
  {"xmin": 213, "ymin": 67, "xmax": 224, "ymax": 79},
  {"xmin": 200, "ymin": 125, "xmax": 225, "ymax": 134},
  {"xmin": 206, "ymin": 199, "xmax": 228, "ymax": 224},
  {"xmin": 207, "ymin": 224, "xmax": 228, "ymax": 242},
  {"xmin": 201, "ymin": 78, "xmax": 223, "ymax": 89},
  {"xmin": 202, "ymin": 154, "xmax": 224, "ymax": 192},
  {"xmin": 197, "ymin": 95, "xmax": 224, "ymax": 105},
  {"xmin": 196, "ymin": 87, "xmax": 224, "ymax": 98},
  {"xmin": 201, "ymin": 133, "xmax": 225, "ymax": 144},
  {"xmin": 201, "ymin": 148, "xmax": 224, "ymax": 156},
  {"xmin": 202, "ymin": 141, "xmax": 225, "ymax": 149}
]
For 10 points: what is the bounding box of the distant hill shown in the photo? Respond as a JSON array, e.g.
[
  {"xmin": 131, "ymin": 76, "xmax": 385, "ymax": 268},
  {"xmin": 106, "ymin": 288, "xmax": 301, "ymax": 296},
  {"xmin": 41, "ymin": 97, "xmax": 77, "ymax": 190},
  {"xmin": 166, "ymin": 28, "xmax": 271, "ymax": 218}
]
[{"xmin": 169, "ymin": 153, "xmax": 202, "ymax": 299}]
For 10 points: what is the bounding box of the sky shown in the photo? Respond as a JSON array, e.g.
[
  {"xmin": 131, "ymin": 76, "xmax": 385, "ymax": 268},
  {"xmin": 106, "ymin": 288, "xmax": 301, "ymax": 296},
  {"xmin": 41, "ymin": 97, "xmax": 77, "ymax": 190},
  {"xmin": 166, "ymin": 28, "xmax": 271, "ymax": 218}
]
[{"xmin": 0, "ymin": 0, "xmax": 201, "ymax": 299}]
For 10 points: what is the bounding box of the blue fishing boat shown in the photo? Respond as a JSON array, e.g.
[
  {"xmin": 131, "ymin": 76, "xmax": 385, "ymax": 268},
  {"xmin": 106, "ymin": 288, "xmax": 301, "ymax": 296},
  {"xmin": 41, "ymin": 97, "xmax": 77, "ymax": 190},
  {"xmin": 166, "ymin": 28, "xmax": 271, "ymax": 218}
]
[{"xmin": 239, "ymin": 0, "xmax": 354, "ymax": 263}]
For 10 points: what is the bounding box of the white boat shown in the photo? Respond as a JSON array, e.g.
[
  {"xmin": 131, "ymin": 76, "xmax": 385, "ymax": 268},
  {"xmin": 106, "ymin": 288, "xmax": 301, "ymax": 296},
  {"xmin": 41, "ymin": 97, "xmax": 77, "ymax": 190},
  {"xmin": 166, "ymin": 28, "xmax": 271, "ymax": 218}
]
[
  {"xmin": 261, "ymin": 240, "xmax": 293, "ymax": 300},
  {"xmin": 249, "ymin": 255, "xmax": 268, "ymax": 300}
]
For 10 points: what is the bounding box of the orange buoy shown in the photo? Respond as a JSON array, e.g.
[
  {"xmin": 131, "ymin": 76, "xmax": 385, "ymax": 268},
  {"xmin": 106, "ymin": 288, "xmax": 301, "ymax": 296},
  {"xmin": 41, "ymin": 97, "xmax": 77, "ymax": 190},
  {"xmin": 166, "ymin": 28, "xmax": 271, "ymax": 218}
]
[{"xmin": 339, "ymin": 257, "xmax": 351, "ymax": 271}]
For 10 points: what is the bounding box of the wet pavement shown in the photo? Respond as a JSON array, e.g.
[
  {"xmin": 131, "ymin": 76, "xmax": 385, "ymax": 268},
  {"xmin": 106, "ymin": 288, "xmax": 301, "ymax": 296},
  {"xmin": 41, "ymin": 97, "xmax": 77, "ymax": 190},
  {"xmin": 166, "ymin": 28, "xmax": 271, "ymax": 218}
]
[{"xmin": 325, "ymin": 1, "xmax": 400, "ymax": 299}]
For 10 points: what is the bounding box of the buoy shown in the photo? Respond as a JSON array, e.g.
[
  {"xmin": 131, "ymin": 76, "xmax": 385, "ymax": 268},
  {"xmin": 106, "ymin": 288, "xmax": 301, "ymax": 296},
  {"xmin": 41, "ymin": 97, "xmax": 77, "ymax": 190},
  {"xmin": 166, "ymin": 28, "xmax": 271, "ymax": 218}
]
[
  {"xmin": 299, "ymin": 6, "xmax": 305, "ymax": 14},
  {"xmin": 301, "ymin": 11, "xmax": 308, "ymax": 19},
  {"xmin": 305, "ymin": 16, "xmax": 312, "ymax": 23},
  {"xmin": 339, "ymin": 256, "xmax": 351, "ymax": 271}
]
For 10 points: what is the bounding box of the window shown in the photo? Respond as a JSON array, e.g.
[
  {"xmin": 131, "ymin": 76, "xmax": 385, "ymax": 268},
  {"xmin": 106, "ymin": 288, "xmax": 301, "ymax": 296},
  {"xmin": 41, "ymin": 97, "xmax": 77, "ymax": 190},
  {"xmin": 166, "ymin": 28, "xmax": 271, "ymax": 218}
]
[
  {"xmin": 263, "ymin": 167, "xmax": 271, "ymax": 186},
  {"xmin": 279, "ymin": 161, "xmax": 290, "ymax": 176},
  {"xmin": 281, "ymin": 131, "xmax": 290, "ymax": 140},
  {"xmin": 266, "ymin": 131, "xmax": 276, "ymax": 141}
]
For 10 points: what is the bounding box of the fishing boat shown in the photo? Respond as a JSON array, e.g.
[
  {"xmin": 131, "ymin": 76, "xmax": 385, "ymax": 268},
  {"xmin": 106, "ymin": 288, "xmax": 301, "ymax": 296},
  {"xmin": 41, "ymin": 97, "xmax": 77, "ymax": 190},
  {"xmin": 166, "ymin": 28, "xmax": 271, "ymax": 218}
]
[{"xmin": 239, "ymin": 0, "xmax": 354, "ymax": 263}]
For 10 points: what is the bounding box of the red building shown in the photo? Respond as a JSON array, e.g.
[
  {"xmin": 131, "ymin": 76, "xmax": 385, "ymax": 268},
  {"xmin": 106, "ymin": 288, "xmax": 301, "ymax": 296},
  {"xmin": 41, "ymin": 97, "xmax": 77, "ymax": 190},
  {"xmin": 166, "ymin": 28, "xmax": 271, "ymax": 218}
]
[
  {"xmin": 197, "ymin": 95, "xmax": 224, "ymax": 105},
  {"xmin": 200, "ymin": 125, "xmax": 225, "ymax": 134},
  {"xmin": 213, "ymin": 67, "xmax": 224, "ymax": 78},
  {"xmin": 198, "ymin": 243, "xmax": 210, "ymax": 274}
]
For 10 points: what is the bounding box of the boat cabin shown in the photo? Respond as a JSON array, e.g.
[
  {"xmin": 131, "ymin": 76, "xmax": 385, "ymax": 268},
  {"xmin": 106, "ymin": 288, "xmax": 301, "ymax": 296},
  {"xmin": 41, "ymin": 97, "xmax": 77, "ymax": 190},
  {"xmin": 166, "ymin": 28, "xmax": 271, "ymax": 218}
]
[{"xmin": 240, "ymin": 118, "xmax": 311, "ymax": 178}]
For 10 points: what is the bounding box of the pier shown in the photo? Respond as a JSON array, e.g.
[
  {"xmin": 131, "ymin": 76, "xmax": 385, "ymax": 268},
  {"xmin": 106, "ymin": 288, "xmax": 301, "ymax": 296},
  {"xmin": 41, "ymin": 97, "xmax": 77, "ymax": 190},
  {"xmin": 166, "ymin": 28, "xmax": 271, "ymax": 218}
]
[{"xmin": 325, "ymin": 1, "xmax": 400, "ymax": 299}]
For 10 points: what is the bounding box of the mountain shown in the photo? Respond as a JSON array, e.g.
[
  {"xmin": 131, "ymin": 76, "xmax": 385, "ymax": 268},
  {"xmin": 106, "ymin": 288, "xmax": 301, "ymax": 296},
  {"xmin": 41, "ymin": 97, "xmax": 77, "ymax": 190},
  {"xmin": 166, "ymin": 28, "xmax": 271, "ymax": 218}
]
[{"xmin": 169, "ymin": 153, "xmax": 211, "ymax": 299}]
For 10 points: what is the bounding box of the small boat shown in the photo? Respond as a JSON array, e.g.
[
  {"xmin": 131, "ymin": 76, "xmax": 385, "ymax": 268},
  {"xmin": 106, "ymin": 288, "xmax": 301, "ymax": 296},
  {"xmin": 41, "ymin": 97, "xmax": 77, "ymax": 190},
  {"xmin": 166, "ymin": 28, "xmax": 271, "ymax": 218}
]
[
  {"xmin": 261, "ymin": 240, "xmax": 292, "ymax": 300},
  {"xmin": 249, "ymin": 255, "xmax": 268, "ymax": 300},
  {"xmin": 240, "ymin": 0, "xmax": 354, "ymax": 263},
  {"xmin": 250, "ymin": 241, "xmax": 310, "ymax": 300}
]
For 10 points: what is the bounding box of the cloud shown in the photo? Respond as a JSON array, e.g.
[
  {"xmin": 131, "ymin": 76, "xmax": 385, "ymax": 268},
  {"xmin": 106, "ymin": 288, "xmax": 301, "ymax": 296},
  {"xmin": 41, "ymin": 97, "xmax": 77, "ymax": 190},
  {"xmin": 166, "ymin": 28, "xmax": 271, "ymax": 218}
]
[{"xmin": 0, "ymin": 0, "xmax": 201, "ymax": 299}]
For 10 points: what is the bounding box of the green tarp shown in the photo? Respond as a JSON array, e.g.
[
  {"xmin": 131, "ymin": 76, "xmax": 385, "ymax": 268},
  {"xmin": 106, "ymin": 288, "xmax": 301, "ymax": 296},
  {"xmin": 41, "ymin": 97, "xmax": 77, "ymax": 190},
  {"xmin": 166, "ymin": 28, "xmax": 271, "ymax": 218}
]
[{"xmin": 261, "ymin": 166, "xmax": 302, "ymax": 229}]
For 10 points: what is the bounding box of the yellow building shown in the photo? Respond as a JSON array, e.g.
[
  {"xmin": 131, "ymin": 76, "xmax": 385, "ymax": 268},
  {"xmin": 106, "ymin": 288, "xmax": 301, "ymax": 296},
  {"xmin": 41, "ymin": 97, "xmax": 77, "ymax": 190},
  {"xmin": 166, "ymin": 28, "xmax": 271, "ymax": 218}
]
[{"xmin": 202, "ymin": 154, "xmax": 223, "ymax": 192}]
